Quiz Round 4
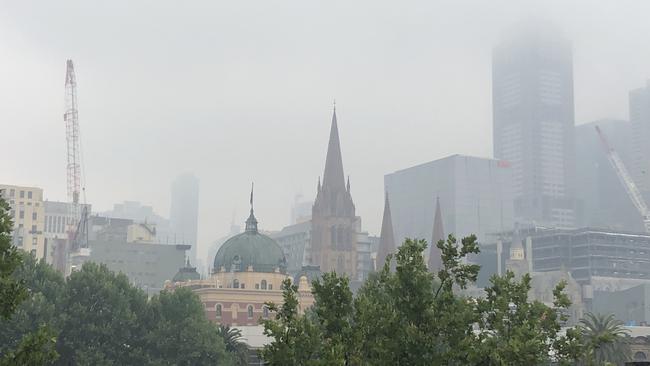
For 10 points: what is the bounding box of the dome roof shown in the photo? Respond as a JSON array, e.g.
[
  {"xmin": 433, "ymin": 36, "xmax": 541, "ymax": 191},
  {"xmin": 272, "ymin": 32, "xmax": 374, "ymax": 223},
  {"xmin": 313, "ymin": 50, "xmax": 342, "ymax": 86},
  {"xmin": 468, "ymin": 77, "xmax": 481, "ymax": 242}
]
[
  {"xmin": 213, "ymin": 208, "xmax": 286, "ymax": 274},
  {"xmin": 173, "ymin": 259, "xmax": 200, "ymax": 282}
]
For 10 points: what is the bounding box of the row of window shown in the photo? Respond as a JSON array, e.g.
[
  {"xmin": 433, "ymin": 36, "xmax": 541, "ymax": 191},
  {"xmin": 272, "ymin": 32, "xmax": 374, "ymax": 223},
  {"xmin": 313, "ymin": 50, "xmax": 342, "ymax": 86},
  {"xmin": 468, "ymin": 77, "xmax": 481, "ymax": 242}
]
[
  {"xmin": 5, "ymin": 189, "xmax": 34, "ymax": 199},
  {"xmin": 214, "ymin": 304, "xmax": 270, "ymax": 319},
  {"xmin": 229, "ymin": 279, "xmax": 273, "ymax": 290}
]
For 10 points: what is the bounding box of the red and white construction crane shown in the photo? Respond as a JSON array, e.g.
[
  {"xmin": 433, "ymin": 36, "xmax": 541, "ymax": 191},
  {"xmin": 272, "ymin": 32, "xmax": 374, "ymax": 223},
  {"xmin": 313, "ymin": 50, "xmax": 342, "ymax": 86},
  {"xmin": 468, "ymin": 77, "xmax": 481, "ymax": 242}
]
[
  {"xmin": 595, "ymin": 125, "xmax": 650, "ymax": 232},
  {"xmin": 64, "ymin": 60, "xmax": 88, "ymax": 255}
]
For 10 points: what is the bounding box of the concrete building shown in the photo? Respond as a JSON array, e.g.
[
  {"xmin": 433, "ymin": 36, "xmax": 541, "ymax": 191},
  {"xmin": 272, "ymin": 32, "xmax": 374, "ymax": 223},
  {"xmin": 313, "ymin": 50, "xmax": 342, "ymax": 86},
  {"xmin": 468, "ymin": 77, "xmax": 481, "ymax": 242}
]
[
  {"xmin": 290, "ymin": 194, "xmax": 313, "ymax": 224},
  {"xmin": 170, "ymin": 173, "xmax": 200, "ymax": 266},
  {"xmin": 492, "ymin": 23, "xmax": 577, "ymax": 228},
  {"xmin": 83, "ymin": 215, "xmax": 190, "ymax": 293},
  {"xmin": 631, "ymin": 81, "xmax": 650, "ymax": 198},
  {"xmin": 385, "ymin": 154, "xmax": 514, "ymax": 248},
  {"xmin": 271, "ymin": 220, "xmax": 311, "ymax": 276},
  {"xmin": 43, "ymin": 200, "xmax": 92, "ymax": 266},
  {"xmin": 101, "ymin": 201, "xmax": 172, "ymax": 243},
  {"xmin": 0, "ymin": 184, "xmax": 46, "ymax": 260},
  {"xmin": 575, "ymin": 120, "xmax": 641, "ymax": 232},
  {"xmin": 593, "ymin": 284, "xmax": 650, "ymax": 326},
  {"xmin": 167, "ymin": 203, "xmax": 314, "ymax": 326}
]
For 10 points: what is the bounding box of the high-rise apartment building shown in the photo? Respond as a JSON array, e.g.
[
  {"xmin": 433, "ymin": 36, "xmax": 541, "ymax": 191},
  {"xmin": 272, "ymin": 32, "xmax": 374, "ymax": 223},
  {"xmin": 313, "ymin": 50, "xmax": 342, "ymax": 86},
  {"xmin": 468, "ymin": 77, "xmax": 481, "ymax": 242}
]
[
  {"xmin": 631, "ymin": 81, "xmax": 650, "ymax": 198},
  {"xmin": 170, "ymin": 174, "xmax": 200, "ymax": 265},
  {"xmin": 0, "ymin": 184, "xmax": 46, "ymax": 260},
  {"xmin": 385, "ymin": 154, "xmax": 514, "ymax": 249},
  {"xmin": 492, "ymin": 24, "xmax": 576, "ymax": 228}
]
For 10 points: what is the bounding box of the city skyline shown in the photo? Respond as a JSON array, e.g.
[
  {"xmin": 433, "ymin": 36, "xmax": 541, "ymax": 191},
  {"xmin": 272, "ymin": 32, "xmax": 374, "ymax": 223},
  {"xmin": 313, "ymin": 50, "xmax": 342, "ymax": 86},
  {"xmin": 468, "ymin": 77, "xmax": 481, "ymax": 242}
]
[{"xmin": 2, "ymin": 1, "xmax": 650, "ymax": 252}]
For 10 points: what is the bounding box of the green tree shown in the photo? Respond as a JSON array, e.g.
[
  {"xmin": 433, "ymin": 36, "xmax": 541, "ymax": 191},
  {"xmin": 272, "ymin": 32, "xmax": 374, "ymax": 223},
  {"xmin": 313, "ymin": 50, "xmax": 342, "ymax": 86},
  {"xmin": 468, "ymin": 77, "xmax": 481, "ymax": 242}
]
[
  {"xmin": 0, "ymin": 194, "xmax": 26, "ymax": 319},
  {"xmin": 54, "ymin": 262, "xmax": 150, "ymax": 365},
  {"xmin": 0, "ymin": 195, "xmax": 59, "ymax": 365},
  {"xmin": 261, "ymin": 278, "xmax": 322, "ymax": 366},
  {"xmin": 217, "ymin": 325, "xmax": 249, "ymax": 366},
  {"xmin": 580, "ymin": 312, "xmax": 630, "ymax": 365},
  {"xmin": 473, "ymin": 271, "xmax": 582, "ymax": 365},
  {"xmin": 311, "ymin": 272, "xmax": 354, "ymax": 365},
  {"xmin": 143, "ymin": 287, "xmax": 233, "ymax": 365}
]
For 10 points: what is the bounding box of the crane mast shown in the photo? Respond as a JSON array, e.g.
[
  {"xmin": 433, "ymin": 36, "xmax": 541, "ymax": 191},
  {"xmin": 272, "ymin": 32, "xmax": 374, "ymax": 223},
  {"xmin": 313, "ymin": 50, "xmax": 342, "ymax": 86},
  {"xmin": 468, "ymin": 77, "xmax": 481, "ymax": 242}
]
[
  {"xmin": 595, "ymin": 125, "xmax": 650, "ymax": 232},
  {"xmin": 65, "ymin": 60, "xmax": 81, "ymax": 221}
]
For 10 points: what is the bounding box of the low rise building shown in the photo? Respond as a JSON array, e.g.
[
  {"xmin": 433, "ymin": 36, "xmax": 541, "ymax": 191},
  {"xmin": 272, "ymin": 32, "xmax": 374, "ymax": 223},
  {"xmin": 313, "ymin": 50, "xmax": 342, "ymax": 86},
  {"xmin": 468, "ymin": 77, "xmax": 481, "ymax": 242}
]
[{"xmin": 168, "ymin": 204, "xmax": 314, "ymax": 326}]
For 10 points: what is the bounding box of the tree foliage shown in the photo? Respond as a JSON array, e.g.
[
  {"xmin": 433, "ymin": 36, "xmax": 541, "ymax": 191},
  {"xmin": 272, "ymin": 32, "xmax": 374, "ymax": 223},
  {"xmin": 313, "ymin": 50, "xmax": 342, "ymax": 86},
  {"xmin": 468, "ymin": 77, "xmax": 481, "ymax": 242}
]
[
  {"xmin": 579, "ymin": 312, "xmax": 630, "ymax": 365},
  {"xmin": 262, "ymin": 235, "xmax": 588, "ymax": 365},
  {"xmin": 0, "ymin": 248, "xmax": 236, "ymax": 365}
]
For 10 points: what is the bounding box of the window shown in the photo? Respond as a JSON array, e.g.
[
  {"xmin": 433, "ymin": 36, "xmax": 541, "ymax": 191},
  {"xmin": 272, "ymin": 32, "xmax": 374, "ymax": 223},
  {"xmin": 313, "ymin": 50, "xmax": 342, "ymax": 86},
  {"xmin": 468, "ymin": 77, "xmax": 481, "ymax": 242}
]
[
  {"xmin": 255, "ymin": 284, "xmax": 260, "ymax": 289},
  {"xmin": 17, "ymin": 236, "xmax": 23, "ymax": 246},
  {"xmin": 215, "ymin": 304, "xmax": 222, "ymax": 317},
  {"xmin": 10, "ymin": 210, "xmax": 14, "ymax": 218},
  {"xmin": 268, "ymin": 284, "xmax": 273, "ymax": 290},
  {"xmin": 9, "ymin": 189, "xmax": 14, "ymax": 197},
  {"xmin": 19, "ymin": 191, "xmax": 24, "ymax": 198},
  {"xmin": 31, "ymin": 225, "xmax": 37, "ymax": 233},
  {"xmin": 240, "ymin": 283, "xmax": 245, "ymax": 289},
  {"xmin": 32, "ymin": 237, "xmax": 37, "ymax": 246},
  {"xmin": 19, "ymin": 210, "xmax": 24, "ymax": 219},
  {"xmin": 261, "ymin": 280, "xmax": 267, "ymax": 290},
  {"xmin": 247, "ymin": 305, "xmax": 254, "ymax": 319},
  {"xmin": 27, "ymin": 191, "xmax": 32, "ymax": 199},
  {"xmin": 32, "ymin": 212, "xmax": 37, "ymax": 220},
  {"xmin": 233, "ymin": 279, "xmax": 240, "ymax": 289},
  {"xmin": 263, "ymin": 305, "xmax": 269, "ymax": 319}
]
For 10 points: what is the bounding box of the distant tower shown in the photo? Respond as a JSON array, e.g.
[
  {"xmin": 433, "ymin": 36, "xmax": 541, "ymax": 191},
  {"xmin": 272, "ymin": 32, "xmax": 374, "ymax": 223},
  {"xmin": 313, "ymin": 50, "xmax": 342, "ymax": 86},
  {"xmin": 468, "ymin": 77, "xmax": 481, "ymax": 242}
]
[
  {"xmin": 492, "ymin": 22, "xmax": 576, "ymax": 228},
  {"xmin": 631, "ymin": 81, "xmax": 650, "ymax": 197},
  {"xmin": 505, "ymin": 230, "xmax": 529, "ymax": 277},
  {"xmin": 376, "ymin": 192, "xmax": 396, "ymax": 271},
  {"xmin": 310, "ymin": 106, "xmax": 358, "ymax": 277},
  {"xmin": 170, "ymin": 173, "xmax": 200, "ymax": 266},
  {"xmin": 64, "ymin": 60, "xmax": 81, "ymax": 227},
  {"xmin": 429, "ymin": 197, "xmax": 444, "ymax": 272}
]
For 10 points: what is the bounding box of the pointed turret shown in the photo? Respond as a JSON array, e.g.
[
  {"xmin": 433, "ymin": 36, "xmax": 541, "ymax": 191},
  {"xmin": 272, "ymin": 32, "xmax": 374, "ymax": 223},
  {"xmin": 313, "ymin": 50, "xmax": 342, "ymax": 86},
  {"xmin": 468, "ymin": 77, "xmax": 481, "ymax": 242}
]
[
  {"xmin": 312, "ymin": 106, "xmax": 355, "ymax": 218},
  {"xmin": 245, "ymin": 183, "xmax": 258, "ymax": 232},
  {"xmin": 322, "ymin": 108, "xmax": 346, "ymax": 192},
  {"xmin": 428, "ymin": 197, "xmax": 444, "ymax": 272},
  {"xmin": 377, "ymin": 192, "xmax": 396, "ymax": 271}
]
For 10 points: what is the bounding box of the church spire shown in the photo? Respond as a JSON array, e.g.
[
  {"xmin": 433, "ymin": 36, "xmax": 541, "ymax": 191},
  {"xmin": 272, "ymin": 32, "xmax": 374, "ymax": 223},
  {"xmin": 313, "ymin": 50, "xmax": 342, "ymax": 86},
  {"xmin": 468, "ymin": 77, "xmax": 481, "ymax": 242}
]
[
  {"xmin": 377, "ymin": 192, "xmax": 396, "ymax": 271},
  {"xmin": 429, "ymin": 196, "xmax": 444, "ymax": 272},
  {"xmin": 322, "ymin": 107, "xmax": 346, "ymax": 192},
  {"xmin": 245, "ymin": 182, "xmax": 258, "ymax": 232}
]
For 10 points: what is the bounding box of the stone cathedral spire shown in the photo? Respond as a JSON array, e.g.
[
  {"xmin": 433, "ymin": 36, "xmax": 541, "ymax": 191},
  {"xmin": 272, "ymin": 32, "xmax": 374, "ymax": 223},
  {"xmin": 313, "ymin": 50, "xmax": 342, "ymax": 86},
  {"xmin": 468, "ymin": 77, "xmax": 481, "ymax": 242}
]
[
  {"xmin": 310, "ymin": 106, "xmax": 358, "ymax": 278},
  {"xmin": 376, "ymin": 192, "xmax": 396, "ymax": 271},
  {"xmin": 429, "ymin": 197, "xmax": 444, "ymax": 272}
]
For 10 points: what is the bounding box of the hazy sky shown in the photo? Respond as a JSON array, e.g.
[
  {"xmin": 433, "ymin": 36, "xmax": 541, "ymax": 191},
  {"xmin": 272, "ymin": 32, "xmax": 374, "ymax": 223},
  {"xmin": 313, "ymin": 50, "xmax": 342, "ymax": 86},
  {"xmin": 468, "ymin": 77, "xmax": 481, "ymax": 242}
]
[{"xmin": 2, "ymin": 0, "xmax": 650, "ymax": 263}]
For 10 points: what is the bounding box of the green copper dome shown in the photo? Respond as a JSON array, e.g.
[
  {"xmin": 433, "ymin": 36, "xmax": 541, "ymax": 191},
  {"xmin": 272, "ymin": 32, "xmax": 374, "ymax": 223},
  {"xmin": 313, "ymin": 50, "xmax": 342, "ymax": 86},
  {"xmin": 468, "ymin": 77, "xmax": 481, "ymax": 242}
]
[
  {"xmin": 213, "ymin": 208, "xmax": 287, "ymax": 274},
  {"xmin": 173, "ymin": 258, "xmax": 200, "ymax": 282}
]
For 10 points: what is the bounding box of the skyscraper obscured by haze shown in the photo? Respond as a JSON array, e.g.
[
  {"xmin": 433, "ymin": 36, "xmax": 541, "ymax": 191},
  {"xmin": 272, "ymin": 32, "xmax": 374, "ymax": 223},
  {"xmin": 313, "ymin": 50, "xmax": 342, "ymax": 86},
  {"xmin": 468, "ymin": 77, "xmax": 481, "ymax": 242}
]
[
  {"xmin": 631, "ymin": 81, "xmax": 650, "ymax": 197},
  {"xmin": 492, "ymin": 23, "xmax": 576, "ymax": 228},
  {"xmin": 170, "ymin": 173, "xmax": 200, "ymax": 265}
]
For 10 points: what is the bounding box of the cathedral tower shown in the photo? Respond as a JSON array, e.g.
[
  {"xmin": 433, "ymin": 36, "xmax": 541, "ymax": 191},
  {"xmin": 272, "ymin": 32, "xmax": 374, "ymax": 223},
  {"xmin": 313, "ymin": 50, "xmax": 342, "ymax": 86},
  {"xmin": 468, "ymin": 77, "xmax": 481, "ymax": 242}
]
[{"xmin": 310, "ymin": 107, "xmax": 358, "ymax": 278}]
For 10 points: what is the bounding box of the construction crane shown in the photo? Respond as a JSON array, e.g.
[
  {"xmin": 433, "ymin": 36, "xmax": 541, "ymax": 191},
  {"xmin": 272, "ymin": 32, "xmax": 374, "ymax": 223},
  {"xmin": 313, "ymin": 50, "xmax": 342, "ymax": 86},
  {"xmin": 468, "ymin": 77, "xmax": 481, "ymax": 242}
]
[
  {"xmin": 595, "ymin": 125, "xmax": 650, "ymax": 232},
  {"xmin": 64, "ymin": 60, "xmax": 88, "ymax": 255}
]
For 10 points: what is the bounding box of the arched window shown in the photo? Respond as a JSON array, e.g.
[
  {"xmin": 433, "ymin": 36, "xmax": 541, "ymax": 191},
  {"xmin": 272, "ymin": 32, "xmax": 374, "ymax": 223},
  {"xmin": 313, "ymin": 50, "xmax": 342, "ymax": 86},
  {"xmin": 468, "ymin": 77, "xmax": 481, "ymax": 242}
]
[
  {"xmin": 216, "ymin": 304, "xmax": 222, "ymax": 318},
  {"xmin": 261, "ymin": 280, "xmax": 267, "ymax": 290},
  {"xmin": 247, "ymin": 305, "xmax": 254, "ymax": 319},
  {"xmin": 232, "ymin": 255, "xmax": 241, "ymax": 271},
  {"xmin": 233, "ymin": 279, "xmax": 240, "ymax": 288},
  {"xmin": 635, "ymin": 351, "xmax": 648, "ymax": 361},
  {"xmin": 263, "ymin": 305, "xmax": 269, "ymax": 319}
]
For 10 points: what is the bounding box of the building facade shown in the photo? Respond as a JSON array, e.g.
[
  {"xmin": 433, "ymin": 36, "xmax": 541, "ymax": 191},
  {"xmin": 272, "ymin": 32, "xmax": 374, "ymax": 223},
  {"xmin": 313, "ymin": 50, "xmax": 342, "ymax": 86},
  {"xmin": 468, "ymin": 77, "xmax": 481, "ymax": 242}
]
[
  {"xmin": 168, "ymin": 203, "xmax": 314, "ymax": 326},
  {"xmin": 170, "ymin": 173, "xmax": 200, "ymax": 266},
  {"xmin": 492, "ymin": 24, "xmax": 576, "ymax": 228},
  {"xmin": 0, "ymin": 184, "xmax": 46, "ymax": 260},
  {"xmin": 631, "ymin": 81, "xmax": 650, "ymax": 197},
  {"xmin": 43, "ymin": 200, "xmax": 92, "ymax": 266},
  {"xmin": 310, "ymin": 108, "xmax": 359, "ymax": 279},
  {"xmin": 575, "ymin": 120, "xmax": 641, "ymax": 231},
  {"xmin": 385, "ymin": 154, "xmax": 514, "ymax": 248}
]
